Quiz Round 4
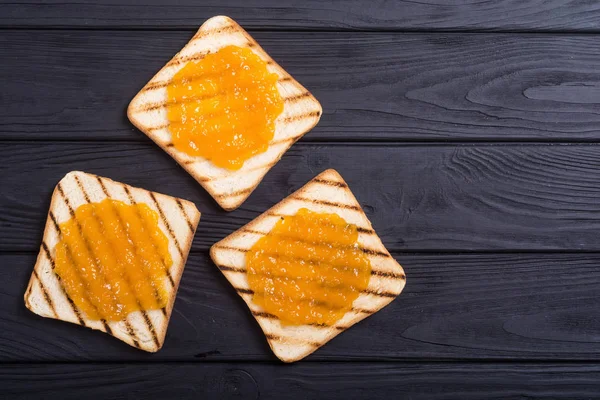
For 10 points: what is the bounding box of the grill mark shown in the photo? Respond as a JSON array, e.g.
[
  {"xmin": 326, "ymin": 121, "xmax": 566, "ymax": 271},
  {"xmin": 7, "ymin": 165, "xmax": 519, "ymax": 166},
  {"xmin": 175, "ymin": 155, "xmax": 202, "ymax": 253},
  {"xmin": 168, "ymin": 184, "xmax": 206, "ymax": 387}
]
[
  {"xmin": 357, "ymin": 227, "xmax": 375, "ymax": 235},
  {"xmin": 57, "ymin": 185, "xmax": 74, "ymax": 217},
  {"xmin": 219, "ymin": 263, "xmax": 400, "ymax": 297},
  {"xmin": 176, "ymin": 199, "xmax": 195, "ymax": 233},
  {"xmin": 265, "ymin": 212, "xmax": 373, "ymax": 233},
  {"xmin": 165, "ymin": 51, "xmax": 210, "ymax": 68},
  {"xmin": 215, "ymin": 188, "xmax": 253, "ymax": 198},
  {"xmin": 90, "ymin": 177, "xmax": 169, "ymax": 321},
  {"xmin": 125, "ymin": 323, "xmax": 141, "ymax": 349},
  {"xmin": 149, "ymin": 85, "xmax": 280, "ymax": 120},
  {"xmin": 42, "ymin": 241, "xmax": 87, "ymax": 327},
  {"xmin": 291, "ymin": 196, "xmax": 361, "ymax": 211},
  {"xmin": 220, "ymin": 260, "xmax": 402, "ymax": 281},
  {"xmin": 147, "ymin": 123, "xmax": 169, "ymax": 132},
  {"xmin": 122, "ymin": 185, "xmax": 176, "ymax": 289},
  {"xmin": 32, "ymin": 269, "xmax": 58, "ymax": 319},
  {"xmin": 142, "ymin": 310, "xmax": 161, "ymax": 349},
  {"xmin": 264, "ymin": 333, "xmax": 319, "ymax": 347},
  {"xmin": 284, "ymin": 92, "xmax": 311, "ymax": 103},
  {"xmin": 251, "ymin": 310, "xmax": 345, "ymax": 331},
  {"xmin": 150, "ymin": 192, "xmax": 185, "ymax": 258},
  {"xmin": 360, "ymin": 248, "xmax": 391, "ymax": 258},
  {"xmin": 371, "ymin": 270, "xmax": 405, "ymax": 280},
  {"xmin": 216, "ymin": 264, "xmax": 246, "ymax": 273},
  {"xmin": 56, "ymin": 183, "xmax": 126, "ymax": 335},
  {"xmin": 103, "ymin": 321, "xmax": 114, "ymax": 335},
  {"xmin": 252, "ymin": 211, "xmax": 375, "ymax": 235},
  {"xmin": 191, "ymin": 25, "xmax": 236, "ymax": 41},
  {"xmin": 136, "ymin": 91, "xmax": 219, "ymax": 113},
  {"xmin": 278, "ymin": 77, "xmax": 292, "ymax": 83},
  {"xmin": 314, "ymin": 179, "xmax": 347, "ymax": 188},
  {"xmin": 214, "ymin": 238, "xmax": 387, "ymax": 259},
  {"xmin": 142, "ymin": 70, "xmax": 226, "ymax": 94},
  {"xmin": 252, "ymin": 311, "xmax": 277, "ymax": 319},
  {"xmin": 236, "ymin": 286, "xmax": 381, "ymax": 314},
  {"xmin": 354, "ymin": 308, "xmax": 376, "ymax": 314},
  {"xmin": 95, "ymin": 180, "xmax": 109, "ymax": 197},
  {"xmin": 143, "ymin": 81, "xmax": 169, "ymax": 91},
  {"xmin": 49, "ymin": 211, "xmax": 60, "ymax": 233},
  {"xmin": 306, "ymin": 322, "xmax": 346, "ymax": 331},
  {"xmin": 74, "ymin": 176, "xmax": 91, "ymax": 203},
  {"xmin": 283, "ymin": 110, "xmax": 321, "ymax": 123},
  {"xmin": 213, "ymin": 245, "xmax": 248, "ymax": 253},
  {"xmin": 363, "ymin": 289, "xmax": 399, "ymax": 298},
  {"xmin": 165, "ymin": 143, "xmax": 174, "ymax": 148},
  {"xmin": 240, "ymin": 228, "xmax": 266, "ymax": 235}
]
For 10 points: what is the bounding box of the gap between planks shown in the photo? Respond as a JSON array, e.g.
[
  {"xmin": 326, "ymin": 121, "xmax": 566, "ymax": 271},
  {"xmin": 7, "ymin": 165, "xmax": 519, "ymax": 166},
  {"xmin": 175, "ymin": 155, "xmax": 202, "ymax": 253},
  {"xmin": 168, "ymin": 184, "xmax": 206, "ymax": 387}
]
[
  {"xmin": 5, "ymin": 358, "xmax": 600, "ymax": 365},
  {"xmin": 2, "ymin": 26, "xmax": 600, "ymax": 35},
  {"xmin": 3, "ymin": 139, "xmax": 600, "ymax": 146}
]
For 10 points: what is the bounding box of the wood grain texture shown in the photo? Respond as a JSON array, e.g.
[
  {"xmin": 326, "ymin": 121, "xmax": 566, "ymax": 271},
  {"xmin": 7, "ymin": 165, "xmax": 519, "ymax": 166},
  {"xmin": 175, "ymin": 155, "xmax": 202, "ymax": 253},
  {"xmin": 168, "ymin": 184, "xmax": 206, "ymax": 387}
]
[
  {"xmin": 2, "ymin": 1, "xmax": 600, "ymax": 396},
  {"xmin": 4, "ymin": 252, "xmax": 600, "ymax": 361},
  {"xmin": 4, "ymin": 362, "xmax": 600, "ymax": 399},
  {"xmin": 3, "ymin": 142, "xmax": 600, "ymax": 252},
  {"xmin": 2, "ymin": 0, "xmax": 600, "ymax": 31},
  {"xmin": 1, "ymin": 31, "xmax": 599, "ymax": 141}
]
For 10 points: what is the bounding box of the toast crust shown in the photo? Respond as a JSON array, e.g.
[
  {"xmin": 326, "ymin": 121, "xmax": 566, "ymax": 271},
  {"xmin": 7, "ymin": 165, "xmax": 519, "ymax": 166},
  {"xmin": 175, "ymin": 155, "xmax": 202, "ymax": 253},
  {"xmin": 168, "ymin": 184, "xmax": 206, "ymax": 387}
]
[
  {"xmin": 210, "ymin": 169, "xmax": 406, "ymax": 362},
  {"xmin": 128, "ymin": 16, "xmax": 322, "ymax": 211},
  {"xmin": 24, "ymin": 171, "xmax": 201, "ymax": 352}
]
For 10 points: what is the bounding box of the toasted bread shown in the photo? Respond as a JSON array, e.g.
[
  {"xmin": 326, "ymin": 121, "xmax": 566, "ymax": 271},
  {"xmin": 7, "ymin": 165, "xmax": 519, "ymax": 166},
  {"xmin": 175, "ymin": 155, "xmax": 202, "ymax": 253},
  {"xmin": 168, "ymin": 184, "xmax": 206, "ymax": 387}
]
[
  {"xmin": 127, "ymin": 16, "xmax": 322, "ymax": 211},
  {"xmin": 24, "ymin": 171, "xmax": 200, "ymax": 352},
  {"xmin": 210, "ymin": 169, "xmax": 406, "ymax": 362}
]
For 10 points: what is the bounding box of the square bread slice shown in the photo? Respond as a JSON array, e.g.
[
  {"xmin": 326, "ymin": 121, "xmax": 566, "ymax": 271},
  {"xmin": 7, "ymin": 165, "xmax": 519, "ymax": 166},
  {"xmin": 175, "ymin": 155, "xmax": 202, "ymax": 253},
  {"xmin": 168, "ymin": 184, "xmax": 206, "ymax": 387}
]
[
  {"xmin": 127, "ymin": 15, "xmax": 322, "ymax": 211},
  {"xmin": 210, "ymin": 169, "xmax": 406, "ymax": 362},
  {"xmin": 24, "ymin": 171, "xmax": 200, "ymax": 352}
]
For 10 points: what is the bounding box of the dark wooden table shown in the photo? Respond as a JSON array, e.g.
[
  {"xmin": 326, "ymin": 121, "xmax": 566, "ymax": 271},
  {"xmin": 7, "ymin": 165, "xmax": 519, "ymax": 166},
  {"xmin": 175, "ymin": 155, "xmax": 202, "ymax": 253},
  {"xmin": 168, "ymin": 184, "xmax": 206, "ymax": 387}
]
[{"xmin": 2, "ymin": 1, "xmax": 600, "ymax": 398}]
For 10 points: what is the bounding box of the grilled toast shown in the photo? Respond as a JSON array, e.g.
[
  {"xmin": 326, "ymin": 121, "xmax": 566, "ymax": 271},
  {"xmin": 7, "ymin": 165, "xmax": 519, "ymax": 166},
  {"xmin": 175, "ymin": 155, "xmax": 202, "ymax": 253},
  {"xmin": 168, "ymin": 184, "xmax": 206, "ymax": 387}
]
[
  {"xmin": 210, "ymin": 169, "xmax": 406, "ymax": 362},
  {"xmin": 127, "ymin": 16, "xmax": 322, "ymax": 211},
  {"xmin": 24, "ymin": 171, "xmax": 200, "ymax": 352}
]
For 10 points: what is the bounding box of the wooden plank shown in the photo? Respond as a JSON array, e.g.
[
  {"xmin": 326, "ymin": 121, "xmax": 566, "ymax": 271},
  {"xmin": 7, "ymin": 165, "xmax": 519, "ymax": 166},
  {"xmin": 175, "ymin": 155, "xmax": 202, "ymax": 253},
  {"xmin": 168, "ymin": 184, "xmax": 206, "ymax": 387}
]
[
  {"xmin": 1, "ymin": 31, "xmax": 599, "ymax": 142},
  {"xmin": 3, "ymin": 142, "xmax": 600, "ymax": 252},
  {"xmin": 4, "ymin": 252, "xmax": 600, "ymax": 361},
  {"xmin": 3, "ymin": 362, "xmax": 600, "ymax": 399},
  {"xmin": 2, "ymin": 0, "xmax": 600, "ymax": 31}
]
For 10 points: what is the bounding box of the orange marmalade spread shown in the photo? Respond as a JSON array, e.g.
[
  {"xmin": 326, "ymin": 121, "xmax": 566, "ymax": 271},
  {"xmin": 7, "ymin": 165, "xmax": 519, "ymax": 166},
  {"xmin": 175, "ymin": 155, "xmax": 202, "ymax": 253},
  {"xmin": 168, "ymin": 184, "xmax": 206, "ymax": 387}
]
[
  {"xmin": 54, "ymin": 199, "xmax": 173, "ymax": 321},
  {"xmin": 246, "ymin": 208, "xmax": 371, "ymax": 326},
  {"xmin": 166, "ymin": 45, "xmax": 284, "ymax": 170}
]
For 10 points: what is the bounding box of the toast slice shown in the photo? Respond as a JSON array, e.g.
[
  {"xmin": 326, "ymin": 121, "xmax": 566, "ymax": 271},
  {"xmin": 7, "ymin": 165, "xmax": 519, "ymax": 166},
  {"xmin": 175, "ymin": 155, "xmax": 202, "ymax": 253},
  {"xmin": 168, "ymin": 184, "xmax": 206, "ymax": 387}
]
[
  {"xmin": 127, "ymin": 16, "xmax": 322, "ymax": 211},
  {"xmin": 24, "ymin": 171, "xmax": 200, "ymax": 352},
  {"xmin": 210, "ymin": 169, "xmax": 406, "ymax": 362}
]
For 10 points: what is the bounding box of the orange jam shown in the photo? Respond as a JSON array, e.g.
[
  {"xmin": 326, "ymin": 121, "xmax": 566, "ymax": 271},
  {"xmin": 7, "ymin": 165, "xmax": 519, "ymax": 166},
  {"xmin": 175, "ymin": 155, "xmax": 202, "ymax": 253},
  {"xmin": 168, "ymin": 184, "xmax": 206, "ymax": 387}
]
[
  {"xmin": 246, "ymin": 208, "xmax": 372, "ymax": 326},
  {"xmin": 166, "ymin": 45, "xmax": 284, "ymax": 170},
  {"xmin": 53, "ymin": 199, "xmax": 173, "ymax": 322}
]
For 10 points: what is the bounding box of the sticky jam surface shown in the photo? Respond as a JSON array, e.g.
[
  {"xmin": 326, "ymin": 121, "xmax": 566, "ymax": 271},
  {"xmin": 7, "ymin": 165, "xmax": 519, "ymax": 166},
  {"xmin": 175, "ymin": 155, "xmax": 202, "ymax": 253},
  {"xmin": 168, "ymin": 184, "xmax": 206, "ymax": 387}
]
[
  {"xmin": 166, "ymin": 45, "xmax": 284, "ymax": 170},
  {"xmin": 246, "ymin": 208, "xmax": 372, "ymax": 326},
  {"xmin": 53, "ymin": 199, "xmax": 173, "ymax": 321}
]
